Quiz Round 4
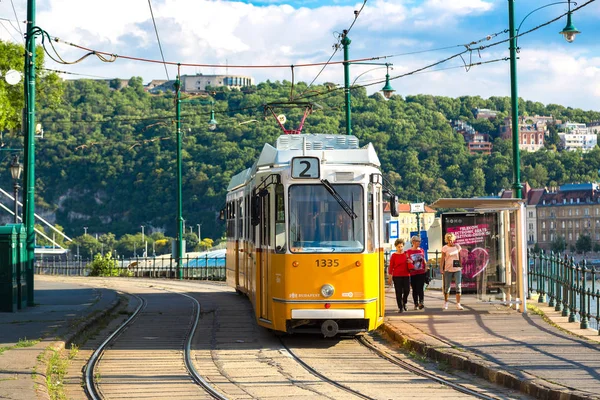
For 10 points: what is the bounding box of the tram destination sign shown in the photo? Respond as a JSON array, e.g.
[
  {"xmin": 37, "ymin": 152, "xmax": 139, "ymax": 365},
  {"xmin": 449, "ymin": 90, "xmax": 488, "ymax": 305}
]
[{"xmin": 291, "ymin": 157, "xmax": 320, "ymax": 179}]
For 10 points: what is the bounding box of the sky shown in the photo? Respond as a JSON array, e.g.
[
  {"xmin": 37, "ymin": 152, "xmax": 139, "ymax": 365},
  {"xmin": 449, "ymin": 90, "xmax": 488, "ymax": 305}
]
[{"xmin": 1, "ymin": 0, "xmax": 599, "ymax": 111}]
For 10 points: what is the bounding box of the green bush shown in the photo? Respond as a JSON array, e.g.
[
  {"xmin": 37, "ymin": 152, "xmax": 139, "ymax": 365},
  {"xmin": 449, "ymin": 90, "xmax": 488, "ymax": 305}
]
[{"xmin": 87, "ymin": 253, "xmax": 131, "ymax": 277}]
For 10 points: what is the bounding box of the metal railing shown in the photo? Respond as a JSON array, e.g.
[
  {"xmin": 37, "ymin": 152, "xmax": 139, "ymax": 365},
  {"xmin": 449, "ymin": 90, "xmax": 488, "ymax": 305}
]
[
  {"xmin": 35, "ymin": 253, "xmax": 227, "ymax": 281},
  {"xmin": 528, "ymin": 249, "xmax": 600, "ymax": 333}
]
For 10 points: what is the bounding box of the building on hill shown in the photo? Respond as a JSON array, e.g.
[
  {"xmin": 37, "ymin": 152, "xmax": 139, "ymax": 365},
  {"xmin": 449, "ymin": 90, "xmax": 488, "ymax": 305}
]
[
  {"xmin": 558, "ymin": 131, "xmax": 597, "ymax": 152},
  {"xmin": 473, "ymin": 108, "xmax": 498, "ymax": 120},
  {"xmin": 499, "ymin": 117, "xmax": 546, "ymax": 152},
  {"xmin": 181, "ymin": 74, "xmax": 254, "ymax": 93},
  {"xmin": 450, "ymin": 120, "xmax": 493, "ymax": 154},
  {"xmin": 143, "ymin": 74, "xmax": 254, "ymax": 94}
]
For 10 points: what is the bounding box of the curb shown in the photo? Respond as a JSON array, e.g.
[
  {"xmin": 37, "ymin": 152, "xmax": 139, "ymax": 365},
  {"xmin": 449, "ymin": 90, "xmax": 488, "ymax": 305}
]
[
  {"xmin": 381, "ymin": 322, "xmax": 598, "ymax": 400},
  {"xmin": 34, "ymin": 289, "xmax": 123, "ymax": 399}
]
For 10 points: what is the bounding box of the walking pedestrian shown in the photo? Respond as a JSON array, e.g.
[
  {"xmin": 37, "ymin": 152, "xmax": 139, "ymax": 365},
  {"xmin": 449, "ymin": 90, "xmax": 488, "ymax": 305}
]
[
  {"xmin": 441, "ymin": 232, "xmax": 464, "ymax": 310},
  {"xmin": 407, "ymin": 235, "xmax": 427, "ymax": 310},
  {"xmin": 387, "ymin": 238, "xmax": 413, "ymax": 313}
]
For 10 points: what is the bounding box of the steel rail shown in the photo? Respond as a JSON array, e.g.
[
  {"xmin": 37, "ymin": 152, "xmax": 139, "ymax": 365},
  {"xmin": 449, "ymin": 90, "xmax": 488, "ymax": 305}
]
[
  {"xmin": 356, "ymin": 335, "xmax": 499, "ymax": 400},
  {"xmin": 278, "ymin": 337, "xmax": 376, "ymax": 400}
]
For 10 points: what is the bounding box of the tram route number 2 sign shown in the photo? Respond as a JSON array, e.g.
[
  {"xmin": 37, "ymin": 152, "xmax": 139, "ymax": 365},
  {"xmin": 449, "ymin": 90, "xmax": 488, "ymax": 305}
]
[{"xmin": 292, "ymin": 157, "xmax": 320, "ymax": 179}]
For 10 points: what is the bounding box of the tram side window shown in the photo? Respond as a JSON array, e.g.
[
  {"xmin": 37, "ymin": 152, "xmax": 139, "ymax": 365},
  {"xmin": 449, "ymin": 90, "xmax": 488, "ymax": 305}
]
[
  {"xmin": 367, "ymin": 186, "xmax": 375, "ymax": 253},
  {"xmin": 275, "ymin": 184, "xmax": 286, "ymax": 253},
  {"xmin": 237, "ymin": 199, "xmax": 243, "ymax": 239},
  {"xmin": 226, "ymin": 201, "xmax": 235, "ymax": 238},
  {"xmin": 245, "ymin": 194, "xmax": 250, "ymax": 240}
]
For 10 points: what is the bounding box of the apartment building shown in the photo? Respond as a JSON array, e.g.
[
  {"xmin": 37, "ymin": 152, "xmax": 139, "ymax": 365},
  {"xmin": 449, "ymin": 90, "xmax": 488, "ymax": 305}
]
[
  {"xmin": 499, "ymin": 117, "xmax": 547, "ymax": 152},
  {"xmin": 500, "ymin": 183, "xmax": 545, "ymax": 248},
  {"xmin": 181, "ymin": 74, "xmax": 254, "ymax": 93},
  {"xmin": 535, "ymin": 183, "xmax": 600, "ymax": 250}
]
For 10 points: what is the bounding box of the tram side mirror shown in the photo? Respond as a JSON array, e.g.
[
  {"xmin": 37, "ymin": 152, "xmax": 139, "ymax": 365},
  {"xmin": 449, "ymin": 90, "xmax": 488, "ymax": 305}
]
[
  {"xmin": 251, "ymin": 195, "xmax": 261, "ymax": 226},
  {"xmin": 219, "ymin": 208, "xmax": 225, "ymax": 221},
  {"xmin": 390, "ymin": 195, "xmax": 399, "ymax": 217}
]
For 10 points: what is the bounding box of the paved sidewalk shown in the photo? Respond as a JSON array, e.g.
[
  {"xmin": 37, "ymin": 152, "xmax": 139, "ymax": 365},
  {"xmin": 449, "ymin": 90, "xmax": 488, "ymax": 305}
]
[
  {"xmin": 383, "ymin": 286, "xmax": 600, "ymax": 400},
  {"xmin": 0, "ymin": 275, "xmax": 120, "ymax": 400}
]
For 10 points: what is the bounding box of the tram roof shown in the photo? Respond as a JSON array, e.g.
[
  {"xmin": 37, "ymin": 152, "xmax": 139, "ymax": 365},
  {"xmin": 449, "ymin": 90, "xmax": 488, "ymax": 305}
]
[
  {"xmin": 227, "ymin": 167, "xmax": 252, "ymax": 191},
  {"xmin": 257, "ymin": 134, "xmax": 380, "ymax": 169},
  {"xmin": 227, "ymin": 134, "xmax": 380, "ymax": 192},
  {"xmin": 431, "ymin": 198, "xmax": 525, "ymax": 211}
]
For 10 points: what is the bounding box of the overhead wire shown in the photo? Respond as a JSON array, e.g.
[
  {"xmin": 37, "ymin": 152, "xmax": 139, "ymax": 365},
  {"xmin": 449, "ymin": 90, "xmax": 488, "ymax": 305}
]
[
  {"xmin": 8, "ymin": 0, "xmax": 23, "ymax": 41},
  {"xmin": 147, "ymin": 0, "xmax": 170, "ymax": 80},
  {"xmin": 300, "ymin": 0, "xmax": 368, "ymax": 96},
  {"xmin": 27, "ymin": 0, "xmax": 597, "ymax": 132},
  {"xmin": 0, "ymin": 20, "xmax": 20, "ymax": 42}
]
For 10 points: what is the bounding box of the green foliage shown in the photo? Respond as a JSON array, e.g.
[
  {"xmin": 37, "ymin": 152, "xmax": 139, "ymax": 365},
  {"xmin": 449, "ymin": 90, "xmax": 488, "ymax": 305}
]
[
  {"xmin": 2, "ymin": 56, "xmax": 600, "ymax": 242},
  {"xmin": 551, "ymin": 236, "xmax": 567, "ymax": 254},
  {"xmin": 87, "ymin": 253, "xmax": 130, "ymax": 276},
  {"xmin": 575, "ymin": 234, "xmax": 592, "ymax": 254}
]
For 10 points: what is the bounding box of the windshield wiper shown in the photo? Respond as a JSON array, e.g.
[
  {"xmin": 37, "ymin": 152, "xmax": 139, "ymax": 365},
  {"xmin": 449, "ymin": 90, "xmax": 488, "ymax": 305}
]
[{"xmin": 320, "ymin": 179, "xmax": 358, "ymax": 219}]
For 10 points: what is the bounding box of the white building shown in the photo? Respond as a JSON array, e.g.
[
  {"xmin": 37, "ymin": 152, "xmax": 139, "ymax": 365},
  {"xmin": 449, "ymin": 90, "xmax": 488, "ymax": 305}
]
[
  {"xmin": 181, "ymin": 74, "xmax": 254, "ymax": 93},
  {"xmin": 558, "ymin": 132, "xmax": 598, "ymax": 152},
  {"xmin": 558, "ymin": 122, "xmax": 588, "ymax": 135}
]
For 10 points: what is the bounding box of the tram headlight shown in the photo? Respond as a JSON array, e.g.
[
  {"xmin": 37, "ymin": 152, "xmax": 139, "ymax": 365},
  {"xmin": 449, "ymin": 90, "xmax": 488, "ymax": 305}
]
[{"xmin": 321, "ymin": 284, "xmax": 335, "ymax": 298}]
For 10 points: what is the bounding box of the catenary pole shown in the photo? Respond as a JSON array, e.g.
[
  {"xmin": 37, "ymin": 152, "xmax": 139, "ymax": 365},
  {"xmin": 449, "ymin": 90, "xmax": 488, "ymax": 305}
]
[{"xmin": 23, "ymin": 0, "xmax": 37, "ymax": 306}]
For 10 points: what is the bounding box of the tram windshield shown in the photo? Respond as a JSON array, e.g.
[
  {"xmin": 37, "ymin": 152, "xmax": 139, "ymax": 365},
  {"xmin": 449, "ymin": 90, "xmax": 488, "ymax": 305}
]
[{"xmin": 289, "ymin": 184, "xmax": 364, "ymax": 253}]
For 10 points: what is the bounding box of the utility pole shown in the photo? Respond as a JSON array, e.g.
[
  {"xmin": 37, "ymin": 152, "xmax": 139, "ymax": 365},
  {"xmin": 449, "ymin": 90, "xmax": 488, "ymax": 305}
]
[
  {"xmin": 508, "ymin": 0, "xmax": 523, "ymax": 200},
  {"xmin": 342, "ymin": 30, "xmax": 351, "ymax": 136},
  {"xmin": 23, "ymin": 0, "xmax": 37, "ymax": 306},
  {"xmin": 174, "ymin": 72, "xmax": 184, "ymax": 279}
]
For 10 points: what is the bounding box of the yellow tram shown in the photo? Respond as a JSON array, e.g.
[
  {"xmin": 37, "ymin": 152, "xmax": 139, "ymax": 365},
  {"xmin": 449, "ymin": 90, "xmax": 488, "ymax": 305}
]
[{"xmin": 224, "ymin": 134, "xmax": 397, "ymax": 336}]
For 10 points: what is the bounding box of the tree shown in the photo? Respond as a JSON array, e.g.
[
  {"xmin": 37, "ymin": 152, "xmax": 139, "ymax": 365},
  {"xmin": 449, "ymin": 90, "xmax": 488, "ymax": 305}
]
[
  {"xmin": 575, "ymin": 234, "xmax": 592, "ymax": 254},
  {"xmin": 550, "ymin": 236, "xmax": 567, "ymax": 254}
]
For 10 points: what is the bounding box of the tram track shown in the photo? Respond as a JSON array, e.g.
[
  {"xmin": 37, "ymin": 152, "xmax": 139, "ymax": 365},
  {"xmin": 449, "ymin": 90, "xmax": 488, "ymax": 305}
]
[
  {"xmin": 58, "ymin": 277, "xmax": 531, "ymax": 399},
  {"xmin": 356, "ymin": 334, "xmax": 499, "ymax": 400},
  {"xmin": 83, "ymin": 286, "xmax": 226, "ymax": 400}
]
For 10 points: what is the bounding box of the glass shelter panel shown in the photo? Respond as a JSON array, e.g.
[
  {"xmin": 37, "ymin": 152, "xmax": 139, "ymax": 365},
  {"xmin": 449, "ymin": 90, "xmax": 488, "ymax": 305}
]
[
  {"xmin": 289, "ymin": 184, "xmax": 364, "ymax": 253},
  {"xmin": 442, "ymin": 211, "xmax": 518, "ymax": 302}
]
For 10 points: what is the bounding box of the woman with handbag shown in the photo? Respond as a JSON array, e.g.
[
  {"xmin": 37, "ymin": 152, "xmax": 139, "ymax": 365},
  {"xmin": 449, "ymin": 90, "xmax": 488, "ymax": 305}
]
[
  {"xmin": 440, "ymin": 233, "xmax": 464, "ymax": 310},
  {"xmin": 407, "ymin": 235, "xmax": 427, "ymax": 310}
]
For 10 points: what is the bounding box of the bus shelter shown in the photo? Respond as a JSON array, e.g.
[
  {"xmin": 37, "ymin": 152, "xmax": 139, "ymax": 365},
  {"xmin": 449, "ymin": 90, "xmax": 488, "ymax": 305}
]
[{"xmin": 431, "ymin": 198, "xmax": 527, "ymax": 314}]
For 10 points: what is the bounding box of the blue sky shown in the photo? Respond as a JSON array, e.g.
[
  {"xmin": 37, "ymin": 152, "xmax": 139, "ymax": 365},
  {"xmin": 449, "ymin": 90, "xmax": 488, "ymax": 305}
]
[{"xmin": 1, "ymin": 0, "xmax": 599, "ymax": 111}]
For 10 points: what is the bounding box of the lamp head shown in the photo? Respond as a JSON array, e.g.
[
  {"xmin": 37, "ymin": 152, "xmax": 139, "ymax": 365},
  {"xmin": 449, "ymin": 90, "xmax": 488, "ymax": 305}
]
[
  {"xmin": 381, "ymin": 74, "xmax": 395, "ymax": 99},
  {"xmin": 559, "ymin": 12, "xmax": 580, "ymax": 43},
  {"xmin": 10, "ymin": 155, "xmax": 22, "ymax": 180},
  {"xmin": 208, "ymin": 109, "xmax": 217, "ymax": 131}
]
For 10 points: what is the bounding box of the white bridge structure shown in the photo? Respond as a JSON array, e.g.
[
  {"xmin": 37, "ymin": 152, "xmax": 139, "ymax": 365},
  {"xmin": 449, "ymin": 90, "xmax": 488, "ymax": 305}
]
[{"xmin": 0, "ymin": 187, "xmax": 70, "ymax": 255}]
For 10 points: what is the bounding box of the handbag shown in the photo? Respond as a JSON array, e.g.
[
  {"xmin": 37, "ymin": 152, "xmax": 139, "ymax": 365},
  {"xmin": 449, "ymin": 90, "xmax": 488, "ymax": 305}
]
[{"xmin": 453, "ymin": 259, "xmax": 462, "ymax": 269}]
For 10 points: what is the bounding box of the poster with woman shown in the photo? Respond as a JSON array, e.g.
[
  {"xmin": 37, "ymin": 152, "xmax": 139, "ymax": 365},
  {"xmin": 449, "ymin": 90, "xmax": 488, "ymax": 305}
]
[{"xmin": 441, "ymin": 212, "xmax": 500, "ymax": 291}]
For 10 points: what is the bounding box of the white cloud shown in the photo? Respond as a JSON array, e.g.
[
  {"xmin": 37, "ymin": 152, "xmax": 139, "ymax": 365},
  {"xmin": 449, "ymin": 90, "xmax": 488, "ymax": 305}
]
[{"xmin": 1, "ymin": 0, "xmax": 599, "ymax": 110}]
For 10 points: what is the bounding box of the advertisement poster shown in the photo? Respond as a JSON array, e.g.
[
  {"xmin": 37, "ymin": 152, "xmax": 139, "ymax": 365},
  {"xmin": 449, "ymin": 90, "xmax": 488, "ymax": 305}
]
[{"xmin": 441, "ymin": 212, "xmax": 499, "ymax": 290}]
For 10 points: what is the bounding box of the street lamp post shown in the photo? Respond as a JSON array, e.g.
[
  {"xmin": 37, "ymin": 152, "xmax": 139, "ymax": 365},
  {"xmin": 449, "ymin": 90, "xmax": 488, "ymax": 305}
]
[
  {"xmin": 23, "ymin": 0, "xmax": 38, "ymax": 307},
  {"xmin": 197, "ymin": 223, "xmax": 202, "ymax": 250},
  {"xmin": 508, "ymin": 0, "xmax": 580, "ymax": 199},
  {"xmin": 83, "ymin": 227, "xmax": 88, "ymax": 236},
  {"xmin": 341, "ymin": 30, "xmax": 395, "ymax": 135},
  {"xmin": 9, "ymin": 156, "xmax": 23, "ymax": 223},
  {"xmin": 174, "ymin": 73, "xmax": 218, "ymax": 278}
]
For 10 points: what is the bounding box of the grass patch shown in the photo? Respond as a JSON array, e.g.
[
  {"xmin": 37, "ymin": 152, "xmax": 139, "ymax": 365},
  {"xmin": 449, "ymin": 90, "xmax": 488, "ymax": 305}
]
[
  {"xmin": 0, "ymin": 337, "xmax": 40, "ymax": 355},
  {"xmin": 15, "ymin": 338, "xmax": 40, "ymax": 348},
  {"xmin": 46, "ymin": 344, "xmax": 79, "ymax": 400}
]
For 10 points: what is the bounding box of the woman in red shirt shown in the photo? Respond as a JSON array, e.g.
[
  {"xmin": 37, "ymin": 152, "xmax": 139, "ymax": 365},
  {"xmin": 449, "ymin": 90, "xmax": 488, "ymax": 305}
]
[{"xmin": 387, "ymin": 238, "xmax": 413, "ymax": 313}]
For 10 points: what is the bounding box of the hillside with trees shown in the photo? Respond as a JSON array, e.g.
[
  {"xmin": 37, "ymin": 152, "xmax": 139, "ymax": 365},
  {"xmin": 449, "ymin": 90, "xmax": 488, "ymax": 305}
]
[{"xmin": 1, "ymin": 39, "xmax": 600, "ymax": 256}]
